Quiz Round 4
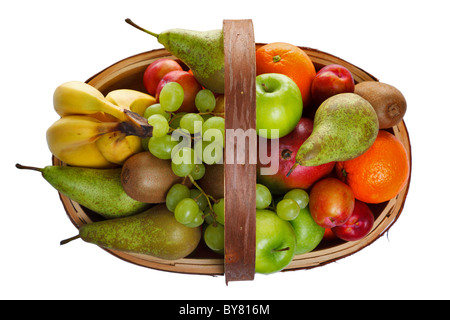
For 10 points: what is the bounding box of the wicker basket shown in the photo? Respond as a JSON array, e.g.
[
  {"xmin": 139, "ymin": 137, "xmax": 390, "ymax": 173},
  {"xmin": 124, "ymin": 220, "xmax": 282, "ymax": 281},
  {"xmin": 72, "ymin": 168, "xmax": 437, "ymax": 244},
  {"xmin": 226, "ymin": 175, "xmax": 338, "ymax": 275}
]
[{"xmin": 53, "ymin": 20, "xmax": 411, "ymax": 282}]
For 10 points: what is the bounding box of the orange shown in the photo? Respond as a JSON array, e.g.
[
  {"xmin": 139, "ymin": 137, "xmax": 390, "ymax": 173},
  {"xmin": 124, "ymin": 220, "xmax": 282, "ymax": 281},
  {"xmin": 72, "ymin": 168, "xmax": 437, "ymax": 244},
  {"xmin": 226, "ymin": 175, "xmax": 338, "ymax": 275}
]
[
  {"xmin": 336, "ymin": 130, "xmax": 410, "ymax": 204},
  {"xmin": 256, "ymin": 42, "xmax": 316, "ymax": 107}
]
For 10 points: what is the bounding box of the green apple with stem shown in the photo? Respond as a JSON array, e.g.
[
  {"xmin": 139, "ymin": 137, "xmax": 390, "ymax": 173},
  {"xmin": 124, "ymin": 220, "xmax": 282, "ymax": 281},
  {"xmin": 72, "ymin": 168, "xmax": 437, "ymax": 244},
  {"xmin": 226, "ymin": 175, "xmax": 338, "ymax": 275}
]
[
  {"xmin": 256, "ymin": 73, "xmax": 303, "ymax": 139},
  {"xmin": 255, "ymin": 209, "xmax": 297, "ymax": 274}
]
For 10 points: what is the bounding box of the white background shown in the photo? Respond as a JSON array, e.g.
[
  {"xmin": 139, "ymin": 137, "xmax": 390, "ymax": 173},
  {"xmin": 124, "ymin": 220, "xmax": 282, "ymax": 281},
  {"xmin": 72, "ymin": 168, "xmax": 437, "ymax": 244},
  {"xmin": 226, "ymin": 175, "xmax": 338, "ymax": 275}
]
[{"xmin": 2, "ymin": 0, "xmax": 449, "ymax": 300}]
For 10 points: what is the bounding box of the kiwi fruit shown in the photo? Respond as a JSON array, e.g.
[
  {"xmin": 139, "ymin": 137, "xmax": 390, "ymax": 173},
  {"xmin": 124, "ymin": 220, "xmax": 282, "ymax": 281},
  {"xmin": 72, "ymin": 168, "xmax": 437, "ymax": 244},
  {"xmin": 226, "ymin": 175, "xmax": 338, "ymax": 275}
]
[
  {"xmin": 198, "ymin": 164, "xmax": 224, "ymax": 199},
  {"xmin": 354, "ymin": 81, "xmax": 407, "ymax": 128},
  {"xmin": 214, "ymin": 95, "xmax": 225, "ymax": 113},
  {"xmin": 121, "ymin": 152, "xmax": 190, "ymax": 203}
]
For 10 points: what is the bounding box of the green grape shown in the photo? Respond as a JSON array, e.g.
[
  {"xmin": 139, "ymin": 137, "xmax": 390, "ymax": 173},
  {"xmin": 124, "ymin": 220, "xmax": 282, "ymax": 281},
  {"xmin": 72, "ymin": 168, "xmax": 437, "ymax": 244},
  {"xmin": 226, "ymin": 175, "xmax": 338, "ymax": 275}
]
[
  {"xmin": 143, "ymin": 103, "xmax": 171, "ymax": 121},
  {"xmin": 169, "ymin": 112, "xmax": 187, "ymax": 129},
  {"xmin": 190, "ymin": 163, "xmax": 206, "ymax": 180},
  {"xmin": 171, "ymin": 128, "xmax": 192, "ymax": 152},
  {"xmin": 202, "ymin": 116, "xmax": 225, "ymax": 147},
  {"xmin": 201, "ymin": 140, "xmax": 223, "ymax": 165},
  {"xmin": 204, "ymin": 223, "xmax": 225, "ymax": 252},
  {"xmin": 189, "ymin": 188, "xmax": 208, "ymax": 211},
  {"xmin": 171, "ymin": 147, "xmax": 195, "ymax": 177},
  {"xmin": 147, "ymin": 114, "xmax": 169, "ymax": 138},
  {"xmin": 148, "ymin": 134, "xmax": 178, "ymax": 160},
  {"xmin": 276, "ymin": 198, "xmax": 300, "ymax": 221},
  {"xmin": 166, "ymin": 183, "xmax": 191, "ymax": 212},
  {"xmin": 159, "ymin": 82, "xmax": 184, "ymax": 112},
  {"xmin": 195, "ymin": 89, "xmax": 216, "ymax": 113},
  {"xmin": 171, "ymin": 160, "xmax": 194, "ymax": 177},
  {"xmin": 184, "ymin": 211, "xmax": 205, "ymax": 228},
  {"xmin": 283, "ymin": 188, "xmax": 309, "ymax": 209},
  {"xmin": 180, "ymin": 113, "xmax": 204, "ymax": 134},
  {"xmin": 174, "ymin": 198, "xmax": 199, "ymax": 225},
  {"xmin": 193, "ymin": 136, "xmax": 204, "ymax": 164},
  {"xmin": 213, "ymin": 198, "xmax": 225, "ymax": 225},
  {"xmin": 256, "ymin": 183, "xmax": 272, "ymax": 209}
]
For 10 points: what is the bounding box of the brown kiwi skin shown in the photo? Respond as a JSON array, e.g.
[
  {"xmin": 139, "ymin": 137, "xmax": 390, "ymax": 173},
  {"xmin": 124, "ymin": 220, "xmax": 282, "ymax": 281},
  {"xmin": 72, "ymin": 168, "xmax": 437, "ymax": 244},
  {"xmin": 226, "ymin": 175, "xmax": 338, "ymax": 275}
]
[
  {"xmin": 354, "ymin": 81, "xmax": 407, "ymax": 129},
  {"xmin": 121, "ymin": 152, "xmax": 191, "ymax": 203},
  {"xmin": 198, "ymin": 164, "xmax": 224, "ymax": 199}
]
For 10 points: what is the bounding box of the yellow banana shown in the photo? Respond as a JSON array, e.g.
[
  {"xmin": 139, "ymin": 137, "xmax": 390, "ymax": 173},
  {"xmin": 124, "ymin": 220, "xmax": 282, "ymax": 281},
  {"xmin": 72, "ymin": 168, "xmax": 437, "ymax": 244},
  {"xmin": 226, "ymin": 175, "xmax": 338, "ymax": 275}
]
[
  {"xmin": 53, "ymin": 141, "xmax": 115, "ymax": 168},
  {"xmin": 53, "ymin": 81, "xmax": 123, "ymax": 119},
  {"xmin": 88, "ymin": 112, "xmax": 120, "ymax": 122},
  {"xmin": 46, "ymin": 115, "xmax": 120, "ymax": 168},
  {"xmin": 53, "ymin": 81, "xmax": 152, "ymax": 130},
  {"xmin": 48, "ymin": 82, "xmax": 154, "ymax": 168},
  {"xmin": 94, "ymin": 89, "xmax": 155, "ymax": 164},
  {"xmin": 95, "ymin": 132, "xmax": 143, "ymax": 165},
  {"xmin": 94, "ymin": 89, "xmax": 157, "ymax": 164},
  {"xmin": 105, "ymin": 89, "xmax": 156, "ymax": 116},
  {"xmin": 53, "ymin": 81, "xmax": 152, "ymax": 136}
]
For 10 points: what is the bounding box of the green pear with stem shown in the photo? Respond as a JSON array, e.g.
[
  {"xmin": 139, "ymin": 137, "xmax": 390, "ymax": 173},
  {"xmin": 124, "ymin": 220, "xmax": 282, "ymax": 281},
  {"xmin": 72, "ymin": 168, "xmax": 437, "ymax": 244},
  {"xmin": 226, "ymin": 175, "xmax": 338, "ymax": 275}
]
[
  {"xmin": 288, "ymin": 93, "xmax": 379, "ymax": 174},
  {"xmin": 60, "ymin": 204, "xmax": 202, "ymax": 260},
  {"xmin": 125, "ymin": 18, "xmax": 224, "ymax": 94},
  {"xmin": 16, "ymin": 164, "xmax": 150, "ymax": 219}
]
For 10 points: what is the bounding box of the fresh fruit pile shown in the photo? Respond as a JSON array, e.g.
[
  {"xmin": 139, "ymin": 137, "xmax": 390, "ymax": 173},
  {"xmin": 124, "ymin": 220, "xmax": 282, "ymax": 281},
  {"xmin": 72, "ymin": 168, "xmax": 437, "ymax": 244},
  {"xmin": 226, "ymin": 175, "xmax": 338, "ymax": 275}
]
[{"xmin": 17, "ymin": 20, "xmax": 410, "ymax": 276}]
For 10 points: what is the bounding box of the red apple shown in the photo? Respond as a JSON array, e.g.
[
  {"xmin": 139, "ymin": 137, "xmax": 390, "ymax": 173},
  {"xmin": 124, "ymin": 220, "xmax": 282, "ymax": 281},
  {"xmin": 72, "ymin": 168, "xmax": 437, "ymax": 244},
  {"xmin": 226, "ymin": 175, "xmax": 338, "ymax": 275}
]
[
  {"xmin": 311, "ymin": 64, "xmax": 355, "ymax": 106},
  {"xmin": 332, "ymin": 200, "xmax": 375, "ymax": 241},
  {"xmin": 309, "ymin": 177, "xmax": 355, "ymax": 228},
  {"xmin": 143, "ymin": 59, "xmax": 183, "ymax": 96},
  {"xmin": 257, "ymin": 118, "xmax": 335, "ymax": 194},
  {"xmin": 155, "ymin": 70, "xmax": 202, "ymax": 113}
]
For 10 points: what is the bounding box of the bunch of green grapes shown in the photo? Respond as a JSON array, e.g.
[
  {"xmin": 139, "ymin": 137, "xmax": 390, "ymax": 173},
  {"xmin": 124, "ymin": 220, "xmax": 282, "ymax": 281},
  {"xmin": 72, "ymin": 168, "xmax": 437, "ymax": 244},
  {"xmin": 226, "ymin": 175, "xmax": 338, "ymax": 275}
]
[
  {"xmin": 142, "ymin": 82, "xmax": 226, "ymax": 254},
  {"xmin": 141, "ymin": 82, "xmax": 225, "ymax": 181},
  {"xmin": 166, "ymin": 183, "xmax": 225, "ymax": 254},
  {"xmin": 256, "ymin": 184, "xmax": 310, "ymax": 221}
]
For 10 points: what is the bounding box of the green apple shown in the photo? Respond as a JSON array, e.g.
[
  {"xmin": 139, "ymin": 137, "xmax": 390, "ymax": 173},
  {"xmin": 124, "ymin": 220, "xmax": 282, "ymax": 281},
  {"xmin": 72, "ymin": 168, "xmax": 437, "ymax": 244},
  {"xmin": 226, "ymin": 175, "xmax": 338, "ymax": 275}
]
[
  {"xmin": 256, "ymin": 73, "xmax": 303, "ymax": 139},
  {"xmin": 289, "ymin": 205, "xmax": 325, "ymax": 255},
  {"xmin": 255, "ymin": 209, "xmax": 297, "ymax": 274}
]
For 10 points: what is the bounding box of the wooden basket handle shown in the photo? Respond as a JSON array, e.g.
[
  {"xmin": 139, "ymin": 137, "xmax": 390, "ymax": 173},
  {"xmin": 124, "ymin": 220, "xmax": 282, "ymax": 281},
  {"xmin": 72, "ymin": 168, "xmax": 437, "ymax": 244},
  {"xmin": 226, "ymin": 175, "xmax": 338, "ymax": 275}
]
[{"xmin": 223, "ymin": 19, "xmax": 257, "ymax": 283}]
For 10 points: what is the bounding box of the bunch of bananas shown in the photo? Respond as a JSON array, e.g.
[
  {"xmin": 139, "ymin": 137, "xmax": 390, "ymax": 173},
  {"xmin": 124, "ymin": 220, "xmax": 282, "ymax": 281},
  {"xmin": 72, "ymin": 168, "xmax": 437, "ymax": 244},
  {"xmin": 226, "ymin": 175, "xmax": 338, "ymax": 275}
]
[{"xmin": 47, "ymin": 81, "xmax": 157, "ymax": 168}]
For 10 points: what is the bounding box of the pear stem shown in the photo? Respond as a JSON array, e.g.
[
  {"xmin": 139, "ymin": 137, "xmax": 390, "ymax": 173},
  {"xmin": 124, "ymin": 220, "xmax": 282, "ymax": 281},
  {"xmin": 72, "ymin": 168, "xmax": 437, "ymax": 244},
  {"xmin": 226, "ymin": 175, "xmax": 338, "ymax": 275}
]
[
  {"xmin": 125, "ymin": 18, "xmax": 160, "ymax": 38},
  {"xmin": 15, "ymin": 163, "xmax": 43, "ymax": 172},
  {"xmin": 60, "ymin": 235, "xmax": 81, "ymax": 245}
]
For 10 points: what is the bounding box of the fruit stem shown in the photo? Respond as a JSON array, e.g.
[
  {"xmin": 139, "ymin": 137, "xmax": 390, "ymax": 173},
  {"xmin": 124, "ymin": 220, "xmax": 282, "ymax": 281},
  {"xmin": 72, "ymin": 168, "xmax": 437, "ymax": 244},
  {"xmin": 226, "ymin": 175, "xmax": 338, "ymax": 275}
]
[
  {"xmin": 60, "ymin": 234, "xmax": 81, "ymax": 245},
  {"xmin": 125, "ymin": 18, "xmax": 160, "ymax": 38},
  {"xmin": 286, "ymin": 162, "xmax": 299, "ymax": 177},
  {"xmin": 15, "ymin": 163, "xmax": 43, "ymax": 172},
  {"xmin": 197, "ymin": 112, "xmax": 225, "ymax": 117},
  {"xmin": 272, "ymin": 247, "xmax": 290, "ymax": 252},
  {"xmin": 188, "ymin": 174, "xmax": 218, "ymax": 225},
  {"xmin": 119, "ymin": 110, "xmax": 153, "ymax": 138},
  {"xmin": 273, "ymin": 55, "xmax": 281, "ymax": 63}
]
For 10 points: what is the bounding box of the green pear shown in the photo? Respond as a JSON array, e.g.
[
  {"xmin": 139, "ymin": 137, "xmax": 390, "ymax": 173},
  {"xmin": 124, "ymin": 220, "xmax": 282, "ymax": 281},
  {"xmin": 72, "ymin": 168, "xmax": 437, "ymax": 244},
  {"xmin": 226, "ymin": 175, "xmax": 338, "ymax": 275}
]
[
  {"xmin": 289, "ymin": 93, "xmax": 379, "ymax": 171},
  {"xmin": 16, "ymin": 164, "xmax": 150, "ymax": 219},
  {"xmin": 125, "ymin": 19, "xmax": 224, "ymax": 93},
  {"xmin": 61, "ymin": 204, "xmax": 202, "ymax": 260}
]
